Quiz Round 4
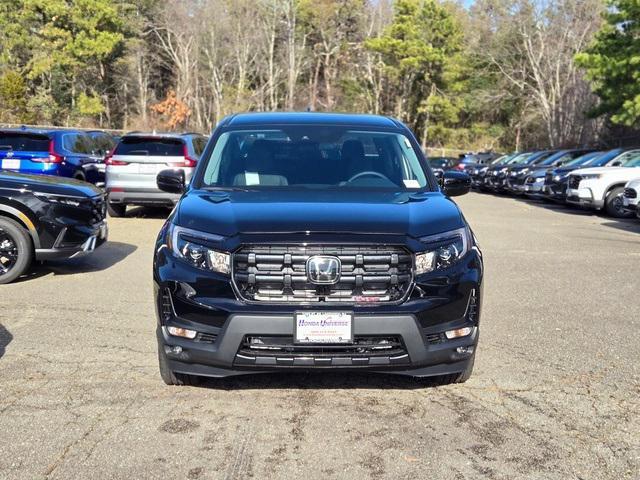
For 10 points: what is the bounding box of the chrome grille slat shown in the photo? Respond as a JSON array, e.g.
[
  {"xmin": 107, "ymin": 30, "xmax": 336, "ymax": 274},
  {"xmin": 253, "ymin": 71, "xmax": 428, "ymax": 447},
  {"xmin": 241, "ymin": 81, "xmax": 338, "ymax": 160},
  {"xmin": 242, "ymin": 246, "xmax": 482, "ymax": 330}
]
[{"xmin": 233, "ymin": 245, "xmax": 413, "ymax": 304}]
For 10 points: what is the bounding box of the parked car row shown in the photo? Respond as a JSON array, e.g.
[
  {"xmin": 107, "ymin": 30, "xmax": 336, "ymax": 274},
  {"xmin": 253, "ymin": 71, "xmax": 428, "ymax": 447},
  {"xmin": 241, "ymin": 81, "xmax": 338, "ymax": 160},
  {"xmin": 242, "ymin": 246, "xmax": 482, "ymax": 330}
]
[
  {"xmin": 455, "ymin": 146, "xmax": 640, "ymax": 219},
  {"xmin": 0, "ymin": 127, "xmax": 208, "ymax": 284}
]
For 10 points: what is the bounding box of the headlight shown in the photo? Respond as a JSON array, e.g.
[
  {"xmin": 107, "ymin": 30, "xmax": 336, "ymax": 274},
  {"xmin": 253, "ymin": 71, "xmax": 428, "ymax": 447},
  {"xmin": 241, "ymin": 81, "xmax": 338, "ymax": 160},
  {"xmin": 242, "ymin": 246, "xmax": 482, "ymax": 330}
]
[
  {"xmin": 553, "ymin": 175, "xmax": 561, "ymax": 182},
  {"xmin": 581, "ymin": 174, "xmax": 601, "ymax": 180},
  {"xmin": 168, "ymin": 225, "xmax": 230, "ymax": 274},
  {"xmin": 33, "ymin": 192, "xmax": 84, "ymax": 207},
  {"xmin": 509, "ymin": 171, "xmax": 518, "ymax": 177},
  {"xmin": 415, "ymin": 227, "xmax": 472, "ymax": 274}
]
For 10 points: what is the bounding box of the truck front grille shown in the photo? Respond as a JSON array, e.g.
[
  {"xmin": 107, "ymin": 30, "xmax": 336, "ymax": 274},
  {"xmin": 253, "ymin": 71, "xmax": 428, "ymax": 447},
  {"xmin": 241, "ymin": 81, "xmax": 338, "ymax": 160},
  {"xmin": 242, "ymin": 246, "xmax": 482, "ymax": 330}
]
[
  {"xmin": 232, "ymin": 245, "xmax": 413, "ymax": 304},
  {"xmin": 235, "ymin": 335, "xmax": 410, "ymax": 367}
]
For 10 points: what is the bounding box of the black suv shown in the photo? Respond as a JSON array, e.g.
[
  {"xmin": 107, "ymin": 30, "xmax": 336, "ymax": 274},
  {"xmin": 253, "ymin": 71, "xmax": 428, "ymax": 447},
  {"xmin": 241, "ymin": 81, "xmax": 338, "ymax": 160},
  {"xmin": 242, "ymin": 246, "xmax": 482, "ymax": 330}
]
[
  {"xmin": 0, "ymin": 170, "xmax": 107, "ymax": 283},
  {"xmin": 153, "ymin": 113, "xmax": 482, "ymax": 385}
]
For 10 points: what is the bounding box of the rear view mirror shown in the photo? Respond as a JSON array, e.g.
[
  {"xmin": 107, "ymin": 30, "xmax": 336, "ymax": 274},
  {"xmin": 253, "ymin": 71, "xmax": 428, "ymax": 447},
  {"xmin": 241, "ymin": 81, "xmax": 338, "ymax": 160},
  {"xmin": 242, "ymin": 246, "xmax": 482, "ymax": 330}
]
[
  {"xmin": 157, "ymin": 169, "xmax": 186, "ymax": 194},
  {"xmin": 441, "ymin": 171, "xmax": 471, "ymax": 197}
]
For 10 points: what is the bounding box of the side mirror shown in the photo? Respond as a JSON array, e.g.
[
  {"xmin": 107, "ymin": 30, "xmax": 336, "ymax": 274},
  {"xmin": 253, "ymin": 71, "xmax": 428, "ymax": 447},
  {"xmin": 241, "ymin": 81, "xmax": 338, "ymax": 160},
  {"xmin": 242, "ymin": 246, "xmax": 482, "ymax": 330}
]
[
  {"xmin": 157, "ymin": 169, "xmax": 186, "ymax": 194},
  {"xmin": 611, "ymin": 161, "xmax": 622, "ymax": 167},
  {"xmin": 442, "ymin": 171, "xmax": 471, "ymax": 197}
]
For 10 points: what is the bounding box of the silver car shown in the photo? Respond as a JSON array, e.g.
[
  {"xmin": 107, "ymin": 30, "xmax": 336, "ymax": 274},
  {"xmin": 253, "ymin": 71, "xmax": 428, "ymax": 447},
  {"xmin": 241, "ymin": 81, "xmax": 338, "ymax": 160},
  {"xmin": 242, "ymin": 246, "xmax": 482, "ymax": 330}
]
[{"xmin": 105, "ymin": 132, "xmax": 207, "ymax": 217}]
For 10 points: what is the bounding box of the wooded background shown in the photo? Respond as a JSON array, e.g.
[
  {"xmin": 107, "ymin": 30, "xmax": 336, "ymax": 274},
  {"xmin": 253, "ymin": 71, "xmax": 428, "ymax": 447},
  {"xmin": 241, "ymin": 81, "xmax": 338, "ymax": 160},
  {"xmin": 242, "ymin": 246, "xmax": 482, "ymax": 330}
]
[{"xmin": 0, "ymin": 0, "xmax": 638, "ymax": 151}]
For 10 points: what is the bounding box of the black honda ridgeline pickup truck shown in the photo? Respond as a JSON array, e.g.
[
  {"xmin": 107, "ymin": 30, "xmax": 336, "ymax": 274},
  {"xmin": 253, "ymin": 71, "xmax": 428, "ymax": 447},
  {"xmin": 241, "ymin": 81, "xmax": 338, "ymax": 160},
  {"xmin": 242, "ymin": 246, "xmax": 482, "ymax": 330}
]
[{"xmin": 153, "ymin": 113, "xmax": 483, "ymax": 386}]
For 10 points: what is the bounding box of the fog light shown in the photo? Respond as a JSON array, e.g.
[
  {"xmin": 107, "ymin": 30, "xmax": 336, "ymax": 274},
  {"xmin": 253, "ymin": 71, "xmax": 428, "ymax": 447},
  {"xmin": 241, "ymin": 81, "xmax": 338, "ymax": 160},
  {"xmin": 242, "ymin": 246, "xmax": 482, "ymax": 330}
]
[
  {"xmin": 456, "ymin": 346, "xmax": 474, "ymax": 355},
  {"xmin": 167, "ymin": 326, "xmax": 197, "ymax": 339},
  {"xmin": 445, "ymin": 327, "xmax": 473, "ymax": 339},
  {"xmin": 171, "ymin": 345, "xmax": 183, "ymax": 354}
]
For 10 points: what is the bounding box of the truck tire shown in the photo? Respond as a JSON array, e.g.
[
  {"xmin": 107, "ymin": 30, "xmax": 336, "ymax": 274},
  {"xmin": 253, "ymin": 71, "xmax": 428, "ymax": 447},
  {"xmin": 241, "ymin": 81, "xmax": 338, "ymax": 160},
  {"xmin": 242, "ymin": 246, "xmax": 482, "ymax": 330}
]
[
  {"xmin": 430, "ymin": 352, "xmax": 475, "ymax": 386},
  {"xmin": 0, "ymin": 217, "xmax": 33, "ymax": 284},
  {"xmin": 158, "ymin": 346, "xmax": 201, "ymax": 386},
  {"xmin": 604, "ymin": 186, "xmax": 632, "ymax": 218},
  {"xmin": 107, "ymin": 202, "xmax": 126, "ymax": 218}
]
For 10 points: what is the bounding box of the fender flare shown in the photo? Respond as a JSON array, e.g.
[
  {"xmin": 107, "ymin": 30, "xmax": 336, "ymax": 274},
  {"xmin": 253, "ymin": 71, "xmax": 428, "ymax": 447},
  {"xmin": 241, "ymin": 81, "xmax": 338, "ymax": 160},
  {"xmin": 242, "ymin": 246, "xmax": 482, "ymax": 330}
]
[{"xmin": 0, "ymin": 204, "xmax": 40, "ymax": 249}]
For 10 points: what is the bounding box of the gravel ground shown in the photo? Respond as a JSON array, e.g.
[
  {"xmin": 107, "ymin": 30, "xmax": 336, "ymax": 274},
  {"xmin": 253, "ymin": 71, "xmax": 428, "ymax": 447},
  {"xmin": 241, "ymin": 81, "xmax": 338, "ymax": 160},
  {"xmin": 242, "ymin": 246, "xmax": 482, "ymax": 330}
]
[{"xmin": 0, "ymin": 193, "xmax": 638, "ymax": 480}]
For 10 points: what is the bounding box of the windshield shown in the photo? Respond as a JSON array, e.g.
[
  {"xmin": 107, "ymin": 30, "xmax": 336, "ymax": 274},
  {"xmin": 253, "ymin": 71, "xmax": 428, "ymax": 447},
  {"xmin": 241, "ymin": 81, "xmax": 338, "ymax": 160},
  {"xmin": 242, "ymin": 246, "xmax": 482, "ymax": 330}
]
[
  {"xmin": 491, "ymin": 154, "xmax": 513, "ymax": 165},
  {"xmin": 509, "ymin": 153, "xmax": 533, "ymax": 165},
  {"xmin": 621, "ymin": 152, "xmax": 640, "ymax": 167},
  {"xmin": 588, "ymin": 149, "xmax": 622, "ymax": 167},
  {"xmin": 200, "ymin": 127, "xmax": 429, "ymax": 190},
  {"xmin": 428, "ymin": 157, "xmax": 452, "ymax": 169},
  {"xmin": 528, "ymin": 151, "xmax": 555, "ymax": 165},
  {"xmin": 537, "ymin": 151, "xmax": 573, "ymax": 167},
  {"xmin": 565, "ymin": 152, "xmax": 601, "ymax": 167}
]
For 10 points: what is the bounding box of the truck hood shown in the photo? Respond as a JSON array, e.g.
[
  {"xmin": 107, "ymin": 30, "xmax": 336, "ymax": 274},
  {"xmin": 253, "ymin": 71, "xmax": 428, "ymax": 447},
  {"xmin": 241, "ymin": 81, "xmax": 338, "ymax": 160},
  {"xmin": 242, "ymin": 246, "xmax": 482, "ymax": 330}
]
[
  {"xmin": 0, "ymin": 170, "xmax": 102, "ymax": 198},
  {"xmin": 176, "ymin": 189, "xmax": 465, "ymax": 239}
]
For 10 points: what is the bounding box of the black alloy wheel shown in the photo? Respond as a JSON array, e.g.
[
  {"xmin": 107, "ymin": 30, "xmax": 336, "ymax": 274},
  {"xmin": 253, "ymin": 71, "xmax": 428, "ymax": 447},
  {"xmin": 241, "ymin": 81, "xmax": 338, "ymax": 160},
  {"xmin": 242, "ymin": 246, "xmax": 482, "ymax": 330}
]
[{"xmin": 0, "ymin": 217, "xmax": 33, "ymax": 284}]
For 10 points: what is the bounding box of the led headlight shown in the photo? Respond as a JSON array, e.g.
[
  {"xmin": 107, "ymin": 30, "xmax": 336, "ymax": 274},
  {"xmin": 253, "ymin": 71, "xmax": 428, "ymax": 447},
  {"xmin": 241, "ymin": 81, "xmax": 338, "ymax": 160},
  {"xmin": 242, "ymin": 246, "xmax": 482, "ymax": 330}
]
[
  {"xmin": 415, "ymin": 227, "xmax": 472, "ymax": 274},
  {"xmin": 581, "ymin": 174, "xmax": 602, "ymax": 180},
  {"xmin": 168, "ymin": 225, "xmax": 230, "ymax": 274},
  {"xmin": 33, "ymin": 192, "xmax": 84, "ymax": 207}
]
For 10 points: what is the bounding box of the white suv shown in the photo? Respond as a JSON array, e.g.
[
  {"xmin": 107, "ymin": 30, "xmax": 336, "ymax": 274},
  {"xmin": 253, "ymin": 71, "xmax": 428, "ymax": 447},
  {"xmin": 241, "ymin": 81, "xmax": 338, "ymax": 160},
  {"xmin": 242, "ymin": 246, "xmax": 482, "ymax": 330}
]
[
  {"xmin": 566, "ymin": 149, "xmax": 640, "ymax": 217},
  {"xmin": 106, "ymin": 132, "xmax": 207, "ymax": 217}
]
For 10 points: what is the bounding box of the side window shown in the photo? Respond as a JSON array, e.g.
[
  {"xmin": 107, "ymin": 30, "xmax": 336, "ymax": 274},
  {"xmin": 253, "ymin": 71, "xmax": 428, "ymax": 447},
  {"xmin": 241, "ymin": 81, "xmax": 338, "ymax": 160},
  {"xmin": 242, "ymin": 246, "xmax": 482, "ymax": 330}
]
[{"xmin": 63, "ymin": 133, "xmax": 92, "ymax": 154}]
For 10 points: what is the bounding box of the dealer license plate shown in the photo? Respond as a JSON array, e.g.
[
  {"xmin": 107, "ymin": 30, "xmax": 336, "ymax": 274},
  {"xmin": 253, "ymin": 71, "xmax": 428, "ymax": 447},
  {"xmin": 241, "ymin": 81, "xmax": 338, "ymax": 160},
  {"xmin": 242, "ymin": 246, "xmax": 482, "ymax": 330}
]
[{"xmin": 294, "ymin": 311, "xmax": 353, "ymax": 344}]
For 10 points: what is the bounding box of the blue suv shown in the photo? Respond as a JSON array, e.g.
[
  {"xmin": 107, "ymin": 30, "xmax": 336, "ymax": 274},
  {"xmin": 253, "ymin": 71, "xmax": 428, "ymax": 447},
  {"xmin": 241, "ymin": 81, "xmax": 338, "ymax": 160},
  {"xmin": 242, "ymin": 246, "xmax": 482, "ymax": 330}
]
[{"xmin": 0, "ymin": 128, "xmax": 114, "ymax": 185}]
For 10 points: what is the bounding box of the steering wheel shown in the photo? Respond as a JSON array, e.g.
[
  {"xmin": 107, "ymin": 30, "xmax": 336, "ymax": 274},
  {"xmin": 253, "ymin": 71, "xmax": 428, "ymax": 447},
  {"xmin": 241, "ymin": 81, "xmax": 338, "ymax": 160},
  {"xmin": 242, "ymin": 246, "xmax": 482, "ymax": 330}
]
[{"xmin": 347, "ymin": 171, "xmax": 391, "ymax": 183}]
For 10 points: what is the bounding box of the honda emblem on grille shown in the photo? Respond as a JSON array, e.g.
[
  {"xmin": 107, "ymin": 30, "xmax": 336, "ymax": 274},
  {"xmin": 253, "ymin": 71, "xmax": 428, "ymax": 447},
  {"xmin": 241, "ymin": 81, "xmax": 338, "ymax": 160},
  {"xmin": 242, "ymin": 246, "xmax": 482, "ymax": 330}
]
[{"xmin": 306, "ymin": 256, "xmax": 341, "ymax": 284}]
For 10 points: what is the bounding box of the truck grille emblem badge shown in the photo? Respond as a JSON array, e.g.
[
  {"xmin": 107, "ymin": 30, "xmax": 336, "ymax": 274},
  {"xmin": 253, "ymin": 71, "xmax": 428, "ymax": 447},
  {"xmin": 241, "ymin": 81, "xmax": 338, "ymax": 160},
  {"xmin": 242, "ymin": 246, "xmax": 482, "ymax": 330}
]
[{"xmin": 306, "ymin": 256, "xmax": 341, "ymax": 284}]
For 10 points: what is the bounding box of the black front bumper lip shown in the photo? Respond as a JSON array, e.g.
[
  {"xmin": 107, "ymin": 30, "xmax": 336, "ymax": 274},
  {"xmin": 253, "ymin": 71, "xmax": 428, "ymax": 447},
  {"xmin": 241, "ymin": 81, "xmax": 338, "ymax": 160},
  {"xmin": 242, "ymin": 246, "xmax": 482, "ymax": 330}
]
[
  {"xmin": 158, "ymin": 313, "xmax": 478, "ymax": 378},
  {"xmin": 35, "ymin": 222, "xmax": 108, "ymax": 260}
]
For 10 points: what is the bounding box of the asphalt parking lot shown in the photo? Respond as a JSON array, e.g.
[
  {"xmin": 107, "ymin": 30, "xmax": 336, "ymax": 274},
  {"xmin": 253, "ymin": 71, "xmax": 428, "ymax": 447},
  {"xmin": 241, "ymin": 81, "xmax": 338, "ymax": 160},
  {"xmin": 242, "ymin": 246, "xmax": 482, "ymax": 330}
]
[{"xmin": 0, "ymin": 193, "xmax": 638, "ymax": 480}]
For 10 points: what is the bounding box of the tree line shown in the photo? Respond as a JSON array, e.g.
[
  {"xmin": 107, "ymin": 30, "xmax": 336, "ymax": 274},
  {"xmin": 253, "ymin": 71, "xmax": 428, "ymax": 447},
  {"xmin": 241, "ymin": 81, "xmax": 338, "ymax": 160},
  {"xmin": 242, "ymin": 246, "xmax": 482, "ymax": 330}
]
[{"xmin": 0, "ymin": 0, "xmax": 638, "ymax": 151}]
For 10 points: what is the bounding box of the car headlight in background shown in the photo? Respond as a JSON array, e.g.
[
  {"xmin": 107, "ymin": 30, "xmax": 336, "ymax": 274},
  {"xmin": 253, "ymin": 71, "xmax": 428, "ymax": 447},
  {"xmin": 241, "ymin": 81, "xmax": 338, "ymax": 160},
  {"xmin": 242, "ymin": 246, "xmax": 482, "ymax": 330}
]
[
  {"xmin": 33, "ymin": 192, "xmax": 85, "ymax": 207},
  {"xmin": 416, "ymin": 226, "xmax": 472, "ymax": 274},
  {"xmin": 553, "ymin": 175, "xmax": 561, "ymax": 182},
  {"xmin": 581, "ymin": 174, "xmax": 602, "ymax": 180},
  {"xmin": 168, "ymin": 225, "xmax": 230, "ymax": 274}
]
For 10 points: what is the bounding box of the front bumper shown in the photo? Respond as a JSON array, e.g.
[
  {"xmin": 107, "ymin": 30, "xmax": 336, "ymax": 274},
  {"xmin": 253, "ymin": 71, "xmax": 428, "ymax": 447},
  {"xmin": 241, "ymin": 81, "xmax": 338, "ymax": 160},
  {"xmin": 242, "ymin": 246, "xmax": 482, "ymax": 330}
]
[
  {"xmin": 154, "ymin": 242, "xmax": 483, "ymax": 378},
  {"xmin": 35, "ymin": 221, "xmax": 108, "ymax": 260},
  {"xmin": 523, "ymin": 180, "xmax": 546, "ymax": 197}
]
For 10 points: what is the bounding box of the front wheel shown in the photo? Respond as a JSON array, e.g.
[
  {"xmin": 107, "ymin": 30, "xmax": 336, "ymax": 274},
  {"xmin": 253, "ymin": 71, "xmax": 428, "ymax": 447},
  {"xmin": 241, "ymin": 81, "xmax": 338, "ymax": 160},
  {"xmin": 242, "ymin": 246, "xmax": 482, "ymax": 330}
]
[
  {"xmin": 107, "ymin": 202, "xmax": 127, "ymax": 218},
  {"xmin": 0, "ymin": 217, "xmax": 33, "ymax": 284},
  {"xmin": 430, "ymin": 352, "xmax": 476, "ymax": 386},
  {"xmin": 605, "ymin": 187, "xmax": 633, "ymax": 218}
]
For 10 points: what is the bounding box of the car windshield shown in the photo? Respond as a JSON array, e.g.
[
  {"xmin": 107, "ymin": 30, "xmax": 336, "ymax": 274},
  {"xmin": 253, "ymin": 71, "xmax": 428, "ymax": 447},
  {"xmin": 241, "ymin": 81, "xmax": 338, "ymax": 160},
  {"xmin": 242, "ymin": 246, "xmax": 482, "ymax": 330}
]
[
  {"xmin": 200, "ymin": 127, "xmax": 429, "ymax": 190},
  {"xmin": 621, "ymin": 153, "xmax": 640, "ymax": 167},
  {"xmin": 491, "ymin": 154, "xmax": 512, "ymax": 165},
  {"xmin": 588, "ymin": 149, "xmax": 622, "ymax": 167},
  {"xmin": 0, "ymin": 132, "xmax": 49, "ymax": 151},
  {"xmin": 537, "ymin": 151, "xmax": 574, "ymax": 166},
  {"xmin": 509, "ymin": 153, "xmax": 533, "ymax": 165},
  {"xmin": 428, "ymin": 157, "xmax": 451, "ymax": 169},
  {"xmin": 565, "ymin": 152, "xmax": 601, "ymax": 167}
]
